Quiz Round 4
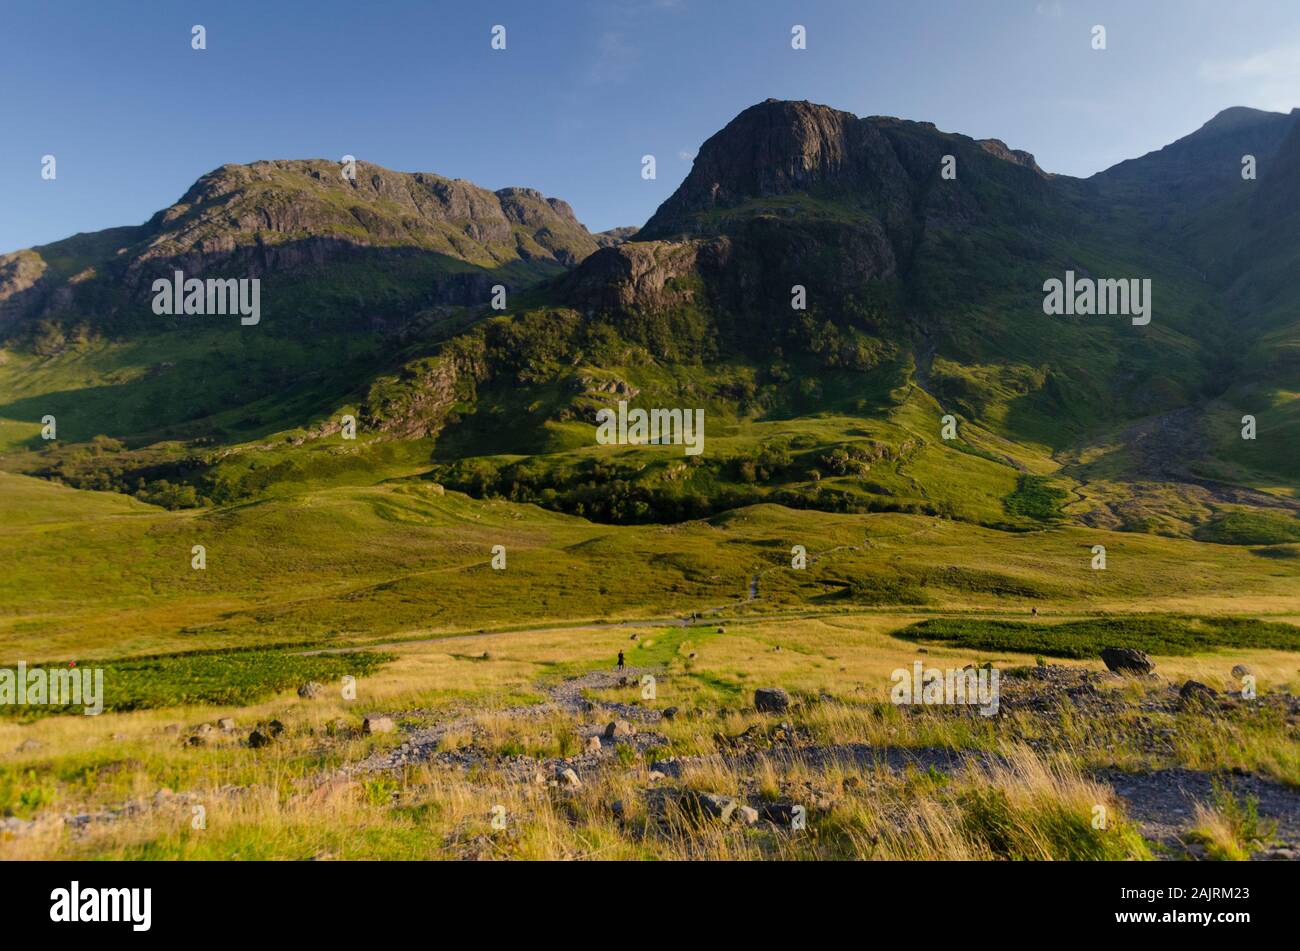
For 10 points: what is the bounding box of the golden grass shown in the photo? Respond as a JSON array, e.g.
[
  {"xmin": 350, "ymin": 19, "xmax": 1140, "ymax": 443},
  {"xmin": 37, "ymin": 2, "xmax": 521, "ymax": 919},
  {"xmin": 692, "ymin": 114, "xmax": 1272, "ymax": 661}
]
[{"xmin": 1, "ymin": 611, "xmax": 1296, "ymax": 859}]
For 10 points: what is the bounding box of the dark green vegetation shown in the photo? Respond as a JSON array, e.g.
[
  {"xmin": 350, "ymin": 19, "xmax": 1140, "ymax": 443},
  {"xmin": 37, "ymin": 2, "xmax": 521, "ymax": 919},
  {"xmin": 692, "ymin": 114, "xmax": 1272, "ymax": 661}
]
[
  {"xmin": 1002, "ymin": 475, "xmax": 1068, "ymax": 522},
  {"xmin": 897, "ymin": 616, "xmax": 1300, "ymax": 659},
  {"xmin": 1194, "ymin": 510, "xmax": 1300, "ymax": 545},
  {"xmin": 0, "ymin": 649, "xmax": 391, "ymax": 720}
]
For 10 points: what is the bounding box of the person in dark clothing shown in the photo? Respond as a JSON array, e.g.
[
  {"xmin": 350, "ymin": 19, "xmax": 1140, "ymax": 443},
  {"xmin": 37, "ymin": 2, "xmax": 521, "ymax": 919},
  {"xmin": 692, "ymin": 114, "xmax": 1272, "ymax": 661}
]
[{"xmin": 617, "ymin": 651, "xmax": 625, "ymax": 670}]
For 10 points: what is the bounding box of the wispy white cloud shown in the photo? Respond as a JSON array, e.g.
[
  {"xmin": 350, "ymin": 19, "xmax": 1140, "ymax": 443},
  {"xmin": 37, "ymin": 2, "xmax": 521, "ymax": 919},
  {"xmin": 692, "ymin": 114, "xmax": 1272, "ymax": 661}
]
[
  {"xmin": 588, "ymin": 31, "xmax": 638, "ymax": 84},
  {"xmin": 1034, "ymin": 1, "xmax": 1064, "ymax": 19},
  {"xmin": 1199, "ymin": 45, "xmax": 1300, "ymax": 112}
]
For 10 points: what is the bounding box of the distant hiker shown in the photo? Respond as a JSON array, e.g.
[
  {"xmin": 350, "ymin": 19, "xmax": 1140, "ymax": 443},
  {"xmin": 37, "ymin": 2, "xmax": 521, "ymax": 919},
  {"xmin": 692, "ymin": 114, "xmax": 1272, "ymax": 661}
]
[
  {"xmin": 1031, "ymin": 607, "xmax": 1039, "ymax": 617},
  {"xmin": 617, "ymin": 651, "xmax": 625, "ymax": 670}
]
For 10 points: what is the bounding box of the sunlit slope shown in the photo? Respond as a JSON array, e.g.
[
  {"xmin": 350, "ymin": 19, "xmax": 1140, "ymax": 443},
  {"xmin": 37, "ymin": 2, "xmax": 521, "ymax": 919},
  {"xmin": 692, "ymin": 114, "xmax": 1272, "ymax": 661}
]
[{"xmin": 3, "ymin": 471, "xmax": 1298, "ymax": 662}]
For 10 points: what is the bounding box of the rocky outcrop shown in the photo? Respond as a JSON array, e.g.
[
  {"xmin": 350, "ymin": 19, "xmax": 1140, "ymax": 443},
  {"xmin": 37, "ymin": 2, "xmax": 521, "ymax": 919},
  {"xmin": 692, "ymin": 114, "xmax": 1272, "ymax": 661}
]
[
  {"xmin": 594, "ymin": 226, "xmax": 639, "ymax": 247},
  {"xmin": 559, "ymin": 239, "xmax": 719, "ymax": 316},
  {"xmin": 976, "ymin": 138, "xmax": 1046, "ymax": 176},
  {"xmin": 360, "ymin": 336, "xmax": 488, "ymax": 439},
  {"xmin": 0, "ymin": 251, "xmax": 48, "ymax": 324}
]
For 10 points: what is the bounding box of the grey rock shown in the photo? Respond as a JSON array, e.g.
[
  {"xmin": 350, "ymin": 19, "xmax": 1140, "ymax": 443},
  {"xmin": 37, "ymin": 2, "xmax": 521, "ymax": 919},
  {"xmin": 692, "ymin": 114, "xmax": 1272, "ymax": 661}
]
[
  {"xmin": 1179, "ymin": 680, "xmax": 1219, "ymax": 708},
  {"xmin": 362, "ymin": 715, "xmax": 396, "ymax": 735},
  {"xmin": 604, "ymin": 720, "xmax": 635, "ymax": 739},
  {"xmin": 689, "ymin": 792, "xmax": 738, "ymax": 822},
  {"xmin": 1100, "ymin": 647, "xmax": 1154, "ymax": 675},
  {"xmin": 754, "ymin": 687, "xmax": 791, "ymax": 713},
  {"xmin": 558, "ymin": 767, "xmax": 582, "ymax": 789}
]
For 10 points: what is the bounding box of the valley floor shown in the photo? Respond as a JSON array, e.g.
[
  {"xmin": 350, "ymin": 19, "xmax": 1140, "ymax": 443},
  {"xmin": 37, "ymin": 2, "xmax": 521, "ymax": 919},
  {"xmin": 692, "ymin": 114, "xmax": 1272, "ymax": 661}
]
[
  {"xmin": 2, "ymin": 610, "xmax": 1298, "ymax": 860},
  {"xmin": 1, "ymin": 471, "xmax": 1297, "ymax": 860}
]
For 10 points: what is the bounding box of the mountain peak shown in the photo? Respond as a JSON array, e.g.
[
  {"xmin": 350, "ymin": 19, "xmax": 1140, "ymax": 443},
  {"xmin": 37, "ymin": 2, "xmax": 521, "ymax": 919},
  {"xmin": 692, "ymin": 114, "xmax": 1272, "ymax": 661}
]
[
  {"xmin": 1199, "ymin": 105, "xmax": 1289, "ymax": 134},
  {"xmin": 1093, "ymin": 104, "xmax": 1295, "ymax": 201},
  {"xmin": 639, "ymin": 99, "xmax": 894, "ymax": 238},
  {"xmin": 638, "ymin": 99, "xmax": 1048, "ymax": 240},
  {"xmin": 0, "ymin": 158, "xmax": 603, "ymax": 331}
]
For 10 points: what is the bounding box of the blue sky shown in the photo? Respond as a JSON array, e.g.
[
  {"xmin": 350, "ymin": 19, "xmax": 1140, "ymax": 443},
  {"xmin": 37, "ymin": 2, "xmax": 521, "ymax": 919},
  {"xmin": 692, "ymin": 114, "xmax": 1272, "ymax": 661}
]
[{"xmin": 2, "ymin": 0, "xmax": 1299, "ymax": 253}]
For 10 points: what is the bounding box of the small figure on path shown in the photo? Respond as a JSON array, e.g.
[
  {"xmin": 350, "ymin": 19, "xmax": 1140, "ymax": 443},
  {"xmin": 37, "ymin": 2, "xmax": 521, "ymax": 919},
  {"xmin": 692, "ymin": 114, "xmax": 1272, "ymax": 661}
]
[{"xmin": 617, "ymin": 651, "xmax": 625, "ymax": 671}]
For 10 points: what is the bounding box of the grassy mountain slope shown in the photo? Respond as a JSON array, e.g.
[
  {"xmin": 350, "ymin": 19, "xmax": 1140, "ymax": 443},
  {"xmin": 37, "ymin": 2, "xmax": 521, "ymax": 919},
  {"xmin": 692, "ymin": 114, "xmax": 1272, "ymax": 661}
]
[
  {"xmin": 0, "ymin": 160, "xmax": 602, "ymax": 454},
  {"xmin": 1, "ymin": 99, "xmax": 1296, "ymax": 554}
]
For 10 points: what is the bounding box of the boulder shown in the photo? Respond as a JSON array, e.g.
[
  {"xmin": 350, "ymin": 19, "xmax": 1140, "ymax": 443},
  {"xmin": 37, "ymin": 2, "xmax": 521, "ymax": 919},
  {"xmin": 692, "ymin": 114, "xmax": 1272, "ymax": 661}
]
[
  {"xmin": 661, "ymin": 706, "xmax": 679, "ymax": 721},
  {"xmin": 604, "ymin": 720, "xmax": 635, "ymax": 739},
  {"xmin": 248, "ymin": 729, "xmax": 273, "ymax": 748},
  {"xmin": 217, "ymin": 717, "xmax": 236, "ymax": 732},
  {"xmin": 1231, "ymin": 664, "xmax": 1253, "ymax": 680},
  {"xmin": 1179, "ymin": 680, "xmax": 1219, "ymax": 708},
  {"xmin": 1100, "ymin": 647, "xmax": 1154, "ymax": 675},
  {"xmin": 736, "ymin": 805, "xmax": 760, "ymax": 826},
  {"xmin": 761, "ymin": 802, "xmax": 799, "ymax": 826},
  {"xmin": 754, "ymin": 687, "xmax": 791, "ymax": 713},
  {"xmin": 362, "ymin": 715, "xmax": 396, "ymax": 735},
  {"xmin": 558, "ymin": 767, "xmax": 582, "ymax": 789},
  {"xmin": 586, "ymin": 735, "xmax": 602, "ymax": 752},
  {"xmin": 297, "ymin": 682, "xmax": 324, "ymax": 699},
  {"xmin": 689, "ymin": 792, "xmax": 738, "ymax": 822}
]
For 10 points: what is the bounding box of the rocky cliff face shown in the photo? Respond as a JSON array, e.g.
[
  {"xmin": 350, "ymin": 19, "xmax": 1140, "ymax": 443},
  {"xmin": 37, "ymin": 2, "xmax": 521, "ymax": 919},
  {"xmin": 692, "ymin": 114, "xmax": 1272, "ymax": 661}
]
[
  {"xmin": 639, "ymin": 99, "xmax": 1049, "ymax": 241},
  {"xmin": 639, "ymin": 100, "xmax": 909, "ymax": 239},
  {"xmin": 559, "ymin": 99, "xmax": 1053, "ymax": 352}
]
